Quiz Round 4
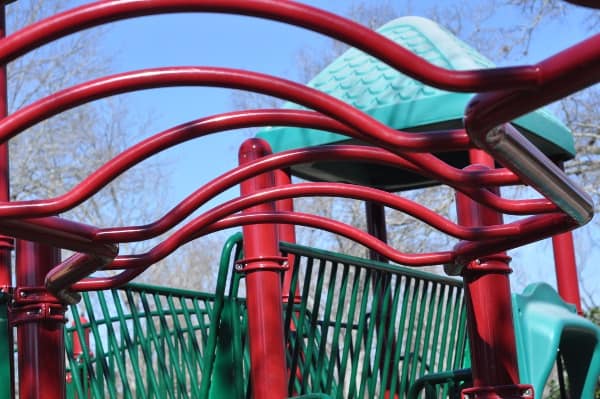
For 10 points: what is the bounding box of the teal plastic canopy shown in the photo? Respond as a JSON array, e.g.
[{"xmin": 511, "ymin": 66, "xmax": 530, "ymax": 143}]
[{"xmin": 256, "ymin": 16, "xmax": 574, "ymax": 190}]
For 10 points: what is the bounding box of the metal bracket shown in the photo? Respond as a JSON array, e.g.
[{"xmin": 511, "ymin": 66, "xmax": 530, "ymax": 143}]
[
  {"xmin": 9, "ymin": 285, "xmax": 67, "ymax": 326},
  {"xmin": 445, "ymin": 254, "xmax": 512, "ymax": 276},
  {"xmin": 234, "ymin": 256, "xmax": 289, "ymax": 273},
  {"xmin": 462, "ymin": 384, "xmax": 533, "ymax": 399}
]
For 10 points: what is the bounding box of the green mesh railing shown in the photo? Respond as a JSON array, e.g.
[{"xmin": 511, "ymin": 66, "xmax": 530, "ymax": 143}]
[
  {"xmin": 65, "ymin": 235, "xmax": 469, "ymax": 398},
  {"xmin": 65, "ymin": 233, "xmax": 246, "ymax": 399},
  {"xmin": 280, "ymin": 243, "xmax": 469, "ymax": 399}
]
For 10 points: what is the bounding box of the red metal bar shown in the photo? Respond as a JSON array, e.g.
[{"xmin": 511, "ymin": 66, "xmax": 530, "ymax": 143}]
[
  {"xmin": 0, "ymin": 66, "xmax": 511, "ymax": 200},
  {"xmin": 72, "ymin": 204, "xmax": 581, "ymax": 292},
  {"xmin": 457, "ymin": 153, "xmax": 528, "ymax": 396},
  {"xmin": 0, "ymin": 109, "xmax": 473, "ymax": 220},
  {"xmin": 238, "ymin": 138, "xmax": 287, "ymax": 399},
  {"xmin": 15, "ymin": 240, "xmax": 65, "ymax": 399},
  {"xmin": 0, "ymin": 4, "xmax": 14, "ymax": 398},
  {"xmin": 96, "ymin": 181, "xmax": 549, "ymax": 261},
  {"xmin": 464, "ymin": 33, "xmax": 600, "ymax": 224},
  {"xmin": 0, "ymin": 1, "xmax": 11, "ymax": 286},
  {"xmin": 466, "ymin": 124, "xmax": 592, "ymax": 225},
  {"xmin": 552, "ymin": 231, "xmax": 583, "ymax": 313},
  {"xmin": 0, "ymin": 1, "xmax": 543, "ymax": 93}
]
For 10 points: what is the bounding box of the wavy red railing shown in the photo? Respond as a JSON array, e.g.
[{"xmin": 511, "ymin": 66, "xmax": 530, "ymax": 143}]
[{"xmin": 0, "ymin": 0, "xmax": 593, "ymax": 301}]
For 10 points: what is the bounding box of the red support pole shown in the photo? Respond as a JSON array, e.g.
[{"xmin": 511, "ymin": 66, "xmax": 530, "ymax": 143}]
[
  {"xmin": 457, "ymin": 151, "xmax": 532, "ymax": 399},
  {"xmin": 239, "ymin": 138, "xmax": 288, "ymax": 399},
  {"xmin": 14, "ymin": 240, "xmax": 65, "ymax": 399},
  {"xmin": 0, "ymin": 4, "xmax": 14, "ymax": 398},
  {"xmin": 552, "ymin": 231, "xmax": 583, "ymax": 314}
]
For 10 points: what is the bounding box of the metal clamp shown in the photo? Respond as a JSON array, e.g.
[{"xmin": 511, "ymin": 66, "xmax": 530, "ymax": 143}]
[
  {"xmin": 462, "ymin": 384, "xmax": 533, "ymax": 399},
  {"xmin": 234, "ymin": 256, "xmax": 289, "ymax": 273},
  {"xmin": 9, "ymin": 285, "xmax": 67, "ymax": 326}
]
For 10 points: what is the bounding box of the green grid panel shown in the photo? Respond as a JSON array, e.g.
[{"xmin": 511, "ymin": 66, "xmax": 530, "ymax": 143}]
[
  {"xmin": 64, "ymin": 235, "xmax": 469, "ymax": 398},
  {"xmin": 64, "ymin": 234, "xmax": 247, "ymax": 399},
  {"xmin": 280, "ymin": 242, "xmax": 469, "ymax": 399}
]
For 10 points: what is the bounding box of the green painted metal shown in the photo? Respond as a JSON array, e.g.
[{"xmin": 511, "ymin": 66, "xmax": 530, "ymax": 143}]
[
  {"xmin": 279, "ymin": 241, "xmax": 469, "ymax": 398},
  {"xmin": 64, "ymin": 234, "xmax": 246, "ymax": 399},
  {"xmin": 0, "ymin": 292, "xmax": 11, "ymax": 399},
  {"xmin": 512, "ymin": 283, "xmax": 600, "ymax": 399},
  {"xmin": 64, "ymin": 235, "xmax": 470, "ymax": 398},
  {"xmin": 257, "ymin": 17, "xmax": 574, "ymax": 190},
  {"xmin": 406, "ymin": 368, "xmax": 472, "ymax": 399}
]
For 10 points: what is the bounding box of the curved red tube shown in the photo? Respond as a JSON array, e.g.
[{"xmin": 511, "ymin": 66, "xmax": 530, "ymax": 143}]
[
  {"xmin": 0, "ymin": 0, "xmax": 541, "ymax": 93},
  {"xmin": 72, "ymin": 208, "xmax": 578, "ymax": 292},
  {"xmin": 0, "ymin": 109, "xmax": 470, "ymax": 218}
]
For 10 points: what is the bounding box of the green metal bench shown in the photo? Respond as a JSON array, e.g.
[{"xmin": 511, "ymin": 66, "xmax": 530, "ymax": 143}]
[{"xmin": 65, "ymin": 233, "xmax": 469, "ymax": 398}]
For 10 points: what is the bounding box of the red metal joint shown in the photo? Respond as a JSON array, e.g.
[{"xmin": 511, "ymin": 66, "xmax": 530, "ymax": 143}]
[
  {"xmin": 0, "ymin": 284, "xmax": 11, "ymax": 297},
  {"xmin": 465, "ymin": 254, "xmax": 512, "ymax": 273},
  {"xmin": 9, "ymin": 285, "xmax": 67, "ymax": 326},
  {"xmin": 462, "ymin": 384, "xmax": 533, "ymax": 399},
  {"xmin": 0, "ymin": 234, "xmax": 13, "ymax": 250},
  {"xmin": 234, "ymin": 255, "xmax": 289, "ymax": 273}
]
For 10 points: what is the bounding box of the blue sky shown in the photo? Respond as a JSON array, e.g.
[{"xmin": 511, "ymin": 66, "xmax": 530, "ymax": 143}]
[{"xmin": 29, "ymin": 1, "xmax": 598, "ymax": 299}]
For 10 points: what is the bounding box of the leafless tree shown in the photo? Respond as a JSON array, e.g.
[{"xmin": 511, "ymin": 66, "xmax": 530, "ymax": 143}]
[
  {"xmin": 228, "ymin": 1, "xmax": 600, "ymax": 290},
  {"xmin": 7, "ymin": 0, "xmax": 167, "ymax": 228}
]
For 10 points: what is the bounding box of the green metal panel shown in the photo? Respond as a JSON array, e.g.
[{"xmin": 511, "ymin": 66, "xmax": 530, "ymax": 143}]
[
  {"xmin": 257, "ymin": 17, "xmax": 574, "ymax": 190},
  {"xmin": 64, "ymin": 233, "xmax": 247, "ymax": 399},
  {"xmin": 64, "ymin": 235, "xmax": 469, "ymax": 398},
  {"xmin": 512, "ymin": 283, "xmax": 600, "ymax": 399},
  {"xmin": 279, "ymin": 241, "xmax": 469, "ymax": 398}
]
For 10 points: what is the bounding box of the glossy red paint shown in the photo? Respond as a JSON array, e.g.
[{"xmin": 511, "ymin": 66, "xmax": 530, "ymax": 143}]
[
  {"xmin": 552, "ymin": 231, "xmax": 583, "ymax": 314},
  {"xmin": 238, "ymin": 138, "xmax": 288, "ymax": 399},
  {"xmin": 456, "ymin": 156, "xmax": 529, "ymax": 396},
  {"xmin": 0, "ymin": 6, "xmax": 13, "ymax": 397},
  {"xmin": 0, "ymin": 1, "xmax": 542, "ymax": 92},
  {"xmin": 0, "ymin": 1, "xmax": 595, "ymax": 397},
  {"xmin": 14, "ymin": 240, "xmax": 65, "ymax": 399}
]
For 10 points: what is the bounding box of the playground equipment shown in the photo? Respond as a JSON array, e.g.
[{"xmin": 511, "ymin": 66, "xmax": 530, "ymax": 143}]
[{"xmin": 0, "ymin": 0, "xmax": 598, "ymax": 398}]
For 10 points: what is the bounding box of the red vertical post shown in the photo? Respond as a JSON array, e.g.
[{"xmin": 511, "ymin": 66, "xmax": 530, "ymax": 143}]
[
  {"xmin": 550, "ymin": 162, "xmax": 583, "ymax": 314},
  {"xmin": 0, "ymin": 2, "xmax": 11, "ymax": 287},
  {"xmin": 552, "ymin": 232, "xmax": 583, "ymax": 313},
  {"xmin": 0, "ymin": 4, "xmax": 14, "ymax": 398},
  {"xmin": 457, "ymin": 150, "xmax": 532, "ymax": 398},
  {"xmin": 239, "ymin": 138, "xmax": 288, "ymax": 399},
  {"xmin": 15, "ymin": 240, "xmax": 65, "ymax": 399}
]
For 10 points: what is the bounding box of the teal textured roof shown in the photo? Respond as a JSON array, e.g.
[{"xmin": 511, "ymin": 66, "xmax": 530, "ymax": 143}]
[{"xmin": 257, "ymin": 16, "xmax": 574, "ymax": 159}]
